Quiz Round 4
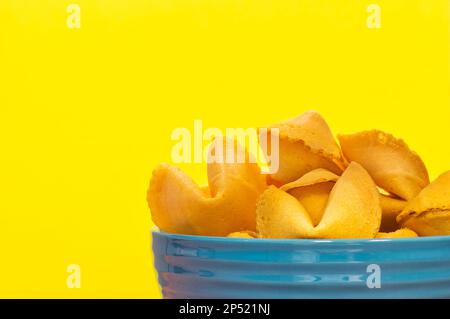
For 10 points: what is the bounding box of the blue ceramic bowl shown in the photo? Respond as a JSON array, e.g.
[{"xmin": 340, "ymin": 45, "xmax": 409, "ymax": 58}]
[{"xmin": 152, "ymin": 231, "xmax": 450, "ymax": 299}]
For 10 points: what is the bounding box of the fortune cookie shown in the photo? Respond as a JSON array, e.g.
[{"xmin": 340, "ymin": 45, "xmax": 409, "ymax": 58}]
[
  {"xmin": 338, "ymin": 130, "xmax": 429, "ymax": 231},
  {"xmin": 266, "ymin": 111, "xmax": 345, "ymax": 185},
  {"xmin": 256, "ymin": 162, "xmax": 382, "ymax": 239},
  {"xmin": 396, "ymin": 171, "xmax": 450, "ymax": 236},
  {"xmin": 227, "ymin": 231, "xmax": 258, "ymax": 239},
  {"xmin": 147, "ymin": 138, "xmax": 267, "ymax": 236},
  {"xmin": 376, "ymin": 228, "xmax": 418, "ymax": 239},
  {"xmin": 338, "ymin": 130, "xmax": 429, "ymax": 200},
  {"xmin": 379, "ymin": 194, "xmax": 408, "ymax": 232}
]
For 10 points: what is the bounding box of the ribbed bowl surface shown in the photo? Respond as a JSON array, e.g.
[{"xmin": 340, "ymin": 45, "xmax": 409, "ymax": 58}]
[{"xmin": 152, "ymin": 231, "xmax": 450, "ymax": 299}]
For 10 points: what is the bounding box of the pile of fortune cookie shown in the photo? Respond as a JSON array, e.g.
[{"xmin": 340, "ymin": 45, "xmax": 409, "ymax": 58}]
[{"xmin": 147, "ymin": 111, "xmax": 450, "ymax": 239}]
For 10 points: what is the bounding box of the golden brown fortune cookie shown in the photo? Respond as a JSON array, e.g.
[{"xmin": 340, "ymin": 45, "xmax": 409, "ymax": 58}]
[
  {"xmin": 397, "ymin": 171, "xmax": 450, "ymax": 236},
  {"xmin": 265, "ymin": 111, "xmax": 345, "ymax": 185},
  {"xmin": 256, "ymin": 162, "xmax": 381, "ymax": 239},
  {"xmin": 338, "ymin": 130, "xmax": 429, "ymax": 201},
  {"xmin": 378, "ymin": 194, "xmax": 408, "ymax": 232},
  {"xmin": 280, "ymin": 168, "xmax": 340, "ymax": 226},
  {"xmin": 376, "ymin": 228, "xmax": 418, "ymax": 239},
  {"xmin": 227, "ymin": 231, "xmax": 258, "ymax": 239},
  {"xmin": 338, "ymin": 130, "xmax": 429, "ymax": 231},
  {"xmin": 147, "ymin": 138, "xmax": 267, "ymax": 236}
]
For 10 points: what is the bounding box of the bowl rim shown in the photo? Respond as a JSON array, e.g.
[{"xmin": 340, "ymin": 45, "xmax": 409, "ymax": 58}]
[{"xmin": 151, "ymin": 229, "xmax": 450, "ymax": 245}]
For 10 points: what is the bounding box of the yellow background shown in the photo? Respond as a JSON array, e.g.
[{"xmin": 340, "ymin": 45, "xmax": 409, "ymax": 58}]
[{"xmin": 0, "ymin": 0, "xmax": 448, "ymax": 298}]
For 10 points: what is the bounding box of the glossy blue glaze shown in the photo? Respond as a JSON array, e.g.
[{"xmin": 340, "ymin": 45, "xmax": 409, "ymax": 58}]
[{"xmin": 152, "ymin": 231, "xmax": 450, "ymax": 299}]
